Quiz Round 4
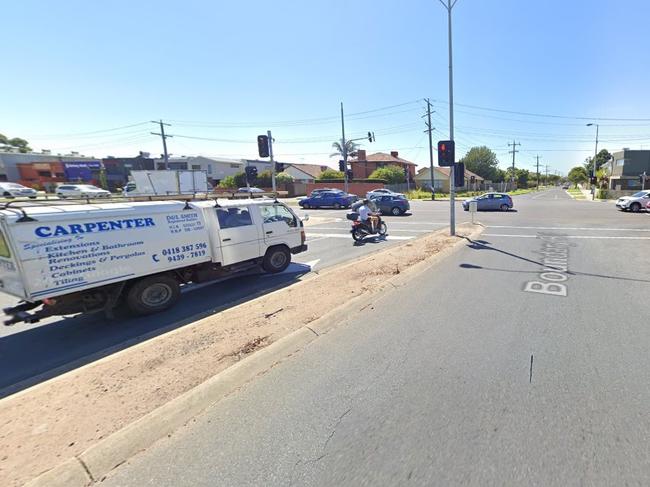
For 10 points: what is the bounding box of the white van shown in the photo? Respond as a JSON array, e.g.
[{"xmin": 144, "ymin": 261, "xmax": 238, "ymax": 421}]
[{"xmin": 0, "ymin": 198, "xmax": 306, "ymax": 324}]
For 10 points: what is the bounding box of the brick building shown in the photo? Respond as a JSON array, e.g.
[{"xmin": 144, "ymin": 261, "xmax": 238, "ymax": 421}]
[{"xmin": 350, "ymin": 150, "xmax": 417, "ymax": 182}]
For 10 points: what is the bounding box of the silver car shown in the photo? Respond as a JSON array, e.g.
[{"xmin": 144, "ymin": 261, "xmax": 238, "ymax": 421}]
[{"xmin": 615, "ymin": 190, "xmax": 650, "ymax": 212}]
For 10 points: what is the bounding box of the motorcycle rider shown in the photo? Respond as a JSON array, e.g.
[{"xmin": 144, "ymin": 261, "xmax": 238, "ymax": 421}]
[{"xmin": 357, "ymin": 198, "xmax": 379, "ymax": 232}]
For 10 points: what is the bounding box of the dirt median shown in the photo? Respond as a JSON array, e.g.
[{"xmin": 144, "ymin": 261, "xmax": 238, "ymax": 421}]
[{"xmin": 1, "ymin": 224, "xmax": 479, "ymax": 486}]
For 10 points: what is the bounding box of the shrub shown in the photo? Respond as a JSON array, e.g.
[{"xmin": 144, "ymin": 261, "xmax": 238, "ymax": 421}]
[
  {"xmin": 218, "ymin": 175, "xmax": 238, "ymax": 189},
  {"xmin": 276, "ymin": 172, "xmax": 294, "ymax": 184},
  {"xmin": 317, "ymin": 168, "xmax": 345, "ymax": 180}
]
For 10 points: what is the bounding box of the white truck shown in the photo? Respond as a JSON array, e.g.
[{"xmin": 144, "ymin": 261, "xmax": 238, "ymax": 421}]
[
  {"xmin": 0, "ymin": 198, "xmax": 307, "ymax": 325},
  {"xmin": 123, "ymin": 170, "xmax": 211, "ymax": 196}
]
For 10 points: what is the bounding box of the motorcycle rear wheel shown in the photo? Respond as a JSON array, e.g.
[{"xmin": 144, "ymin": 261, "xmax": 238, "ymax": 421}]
[{"xmin": 352, "ymin": 228, "xmax": 365, "ymax": 241}]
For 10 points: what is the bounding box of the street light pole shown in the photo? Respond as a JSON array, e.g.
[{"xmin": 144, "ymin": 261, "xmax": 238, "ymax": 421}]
[
  {"xmin": 587, "ymin": 123, "xmax": 599, "ymax": 200},
  {"xmin": 340, "ymin": 102, "xmax": 348, "ymax": 194},
  {"xmin": 439, "ymin": 0, "xmax": 458, "ymax": 236}
]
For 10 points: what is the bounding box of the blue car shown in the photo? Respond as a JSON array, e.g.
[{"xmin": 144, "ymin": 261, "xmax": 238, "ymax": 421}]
[{"xmin": 299, "ymin": 191, "xmax": 354, "ymax": 209}]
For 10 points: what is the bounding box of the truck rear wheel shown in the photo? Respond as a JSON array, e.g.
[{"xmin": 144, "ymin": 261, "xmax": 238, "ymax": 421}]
[
  {"xmin": 126, "ymin": 275, "xmax": 180, "ymax": 315},
  {"xmin": 262, "ymin": 246, "xmax": 291, "ymax": 273}
]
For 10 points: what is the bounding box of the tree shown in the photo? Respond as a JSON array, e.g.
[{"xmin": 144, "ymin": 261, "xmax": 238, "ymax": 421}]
[
  {"xmin": 368, "ymin": 165, "xmax": 405, "ymax": 184},
  {"xmin": 583, "ymin": 148, "xmax": 612, "ymax": 175},
  {"xmin": 0, "ymin": 133, "xmax": 32, "ymax": 153},
  {"xmin": 459, "ymin": 146, "xmax": 500, "ymax": 181},
  {"xmin": 276, "ymin": 172, "xmax": 294, "ymax": 184},
  {"xmin": 568, "ymin": 166, "xmax": 589, "ymax": 187},
  {"xmin": 506, "ymin": 167, "xmax": 530, "ymax": 188},
  {"xmin": 330, "ymin": 140, "xmax": 360, "ymax": 159},
  {"xmin": 317, "ymin": 168, "xmax": 345, "ymax": 180}
]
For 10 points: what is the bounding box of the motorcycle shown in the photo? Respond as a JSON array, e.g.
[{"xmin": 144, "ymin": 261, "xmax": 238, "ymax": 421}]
[{"xmin": 347, "ymin": 211, "xmax": 388, "ymax": 241}]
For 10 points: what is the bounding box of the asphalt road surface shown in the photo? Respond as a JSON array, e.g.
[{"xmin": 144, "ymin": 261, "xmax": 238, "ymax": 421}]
[{"xmin": 100, "ymin": 188, "xmax": 650, "ymax": 486}]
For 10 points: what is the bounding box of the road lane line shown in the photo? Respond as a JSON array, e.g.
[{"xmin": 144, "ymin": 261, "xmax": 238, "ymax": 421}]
[
  {"xmin": 486, "ymin": 225, "xmax": 650, "ymax": 232},
  {"xmin": 307, "ymin": 233, "xmax": 414, "ymax": 240},
  {"xmin": 308, "ymin": 227, "xmax": 431, "ymax": 233},
  {"xmin": 482, "ymin": 234, "xmax": 650, "ymax": 240}
]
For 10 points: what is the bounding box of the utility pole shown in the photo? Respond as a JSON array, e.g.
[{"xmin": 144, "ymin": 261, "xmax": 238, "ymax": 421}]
[
  {"xmin": 423, "ymin": 98, "xmax": 436, "ymax": 200},
  {"xmin": 267, "ymin": 130, "xmax": 276, "ymax": 192},
  {"xmin": 586, "ymin": 123, "xmax": 599, "ymax": 200},
  {"xmin": 535, "ymin": 155, "xmax": 541, "ymax": 190},
  {"xmin": 545, "ymin": 164, "xmax": 549, "ymax": 183},
  {"xmin": 340, "ymin": 102, "xmax": 349, "ymax": 194},
  {"xmin": 508, "ymin": 140, "xmax": 521, "ymax": 189},
  {"xmin": 151, "ymin": 120, "xmax": 172, "ymax": 170},
  {"xmin": 439, "ymin": 0, "xmax": 459, "ymax": 236}
]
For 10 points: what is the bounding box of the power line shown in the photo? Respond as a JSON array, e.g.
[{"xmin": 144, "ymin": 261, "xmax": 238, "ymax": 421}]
[{"xmin": 433, "ymin": 99, "xmax": 650, "ymax": 122}]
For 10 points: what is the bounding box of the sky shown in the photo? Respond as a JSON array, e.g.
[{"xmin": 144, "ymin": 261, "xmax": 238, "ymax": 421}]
[{"xmin": 2, "ymin": 0, "xmax": 650, "ymax": 176}]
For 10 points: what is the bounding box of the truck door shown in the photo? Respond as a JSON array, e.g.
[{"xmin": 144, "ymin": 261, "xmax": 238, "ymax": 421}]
[
  {"xmin": 259, "ymin": 203, "xmax": 301, "ymax": 249},
  {"xmin": 215, "ymin": 207, "xmax": 261, "ymax": 265}
]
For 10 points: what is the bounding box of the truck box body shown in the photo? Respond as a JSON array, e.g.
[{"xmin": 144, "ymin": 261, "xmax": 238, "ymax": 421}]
[
  {"xmin": 0, "ymin": 199, "xmax": 305, "ymax": 312},
  {"xmin": 0, "ymin": 201, "xmax": 214, "ymax": 301},
  {"xmin": 125, "ymin": 170, "xmax": 211, "ymax": 196}
]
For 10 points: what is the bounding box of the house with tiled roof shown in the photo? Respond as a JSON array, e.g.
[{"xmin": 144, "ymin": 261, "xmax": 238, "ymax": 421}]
[
  {"xmin": 350, "ymin": 150, "xmax": 417, "ymax": 182},
  {"xmin": 415, "ymin": 166, "xmax": 485, "ymax": 192},
  {"xmin": 283, "ymin": 163, "xmax": 329, "ymax": 182}
]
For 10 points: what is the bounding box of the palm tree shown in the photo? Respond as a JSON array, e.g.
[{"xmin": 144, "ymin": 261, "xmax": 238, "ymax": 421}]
[{"xmin": 330, "ymin": 139, "xmax": 360, "ymax": 159}]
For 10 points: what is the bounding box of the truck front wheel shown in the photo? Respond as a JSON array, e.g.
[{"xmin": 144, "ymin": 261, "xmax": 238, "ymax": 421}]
[
  {"xmin": 126, "ymin": 275, "xmax": 180, "ymax": 315},
  {"xmin": 262, "ymin": 246, "xmax": 291, "ymax": 273}
]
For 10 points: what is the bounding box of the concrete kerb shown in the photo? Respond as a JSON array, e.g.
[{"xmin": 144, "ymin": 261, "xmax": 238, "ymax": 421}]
[{"xmin": 25, "ymin": 224, "xmax": 483, "ymax": 487}]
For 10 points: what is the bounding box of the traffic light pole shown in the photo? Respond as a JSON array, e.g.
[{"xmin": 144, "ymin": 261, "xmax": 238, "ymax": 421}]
[
  {"xmin": 439, "ymin": 0, "xmax": 458, "ymax": 236},
  {"xmin": 268, "ymin": 130, "xmax": 276, "ymax": 192}
]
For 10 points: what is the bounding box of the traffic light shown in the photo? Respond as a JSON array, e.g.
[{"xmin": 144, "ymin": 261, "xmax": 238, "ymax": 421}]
[
  {"xmin": 245, "ymin": 165, "xmax": 258, "ymax": 184},
  {"xmin": 346, "ymin": 169, "xmax": 353, "ymax": 180},
  {"xmin": 454, "ymin": 162, "xmax": 465, "ymax": 188},
  {"xmin": 275, "ymin": 162, "xmax": 284, "ymax": 173},
  {"xmin": 367, "ymin": 131, "xmax": 375, "ymax": 142},
  {"xmin": 338, "ymin": 160, "xmax": 346, "ymax": 172},
  {"xmin": 437, "ymin": 140, "xmax": 455, "ymax": 167},
  {"xmin": 590, "ymin": 176, "xmax": 597, "ymax": 185},
  {"xmin": 257, "ymin": 135, "xmax": 270, "ymax": 158}
]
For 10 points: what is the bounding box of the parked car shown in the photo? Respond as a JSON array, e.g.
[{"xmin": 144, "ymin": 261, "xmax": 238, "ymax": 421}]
[
  {"xmin": 56, "ymin": 184, "xmax": 111, "ymax": 199},
  {"xmin": 299, "ymin": 191, "xmax": 355, "ymax": 209},
  {"xmin": 615, "ymin": 190, "xmax": 650, "ymax": 212},
  {"xmin": 366, "ymin": 188, "xmax": 402, "ymax": 199},
  {"xmin": 368, "ymin": 193, "xmax": 410, "ymax": 215},
  {"xmin": 237, "ymin": 187, "xmax": 265, "ymax": 193},
  {"xmin": 463, "ymin": 192, "xmax": 513, "ymax": 211},
  {"xmin": 562, "ymin": 184, "xmax": 570, "ymax": 189},
  {"xmin": 0, "ymin": 182, "xmax": 38, "ymax": 199}
]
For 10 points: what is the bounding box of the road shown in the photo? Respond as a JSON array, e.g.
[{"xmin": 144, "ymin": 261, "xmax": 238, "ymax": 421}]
[
  {"xmin": 0, "ymin": 196, "xmax": 473, "ymax": 396},
  {"xmin": 100, "ymin": 189, "xmax": 650, "ymax": 486}
]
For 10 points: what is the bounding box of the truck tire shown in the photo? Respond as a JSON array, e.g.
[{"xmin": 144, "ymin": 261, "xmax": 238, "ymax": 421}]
[
  {"xmin": 262, "ymin": 246, "xmax": 291, "ymax": 273},
  {"xmin": 126, "ymin": 275, "xmax": 180, "ymax": 315}
]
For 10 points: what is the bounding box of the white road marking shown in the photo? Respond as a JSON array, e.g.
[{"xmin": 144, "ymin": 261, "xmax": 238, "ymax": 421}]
[
  {"xmin": 487, "ymin": 225, "xmax": 650, "ymax": 233},
  {"xmin": 307, "ymin": 232, "xmax": 414, "ymax": 240},
  {"xmin": 482, "ymin": 233, "xmax": 650, "ymax": 240},
  {"xmin": 303, "ymin": 259, "xmax": 321, "ymax": 269},
  {"xmin": 308, "ymin": 227, "xmax": 431, "ymax": 233}
]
